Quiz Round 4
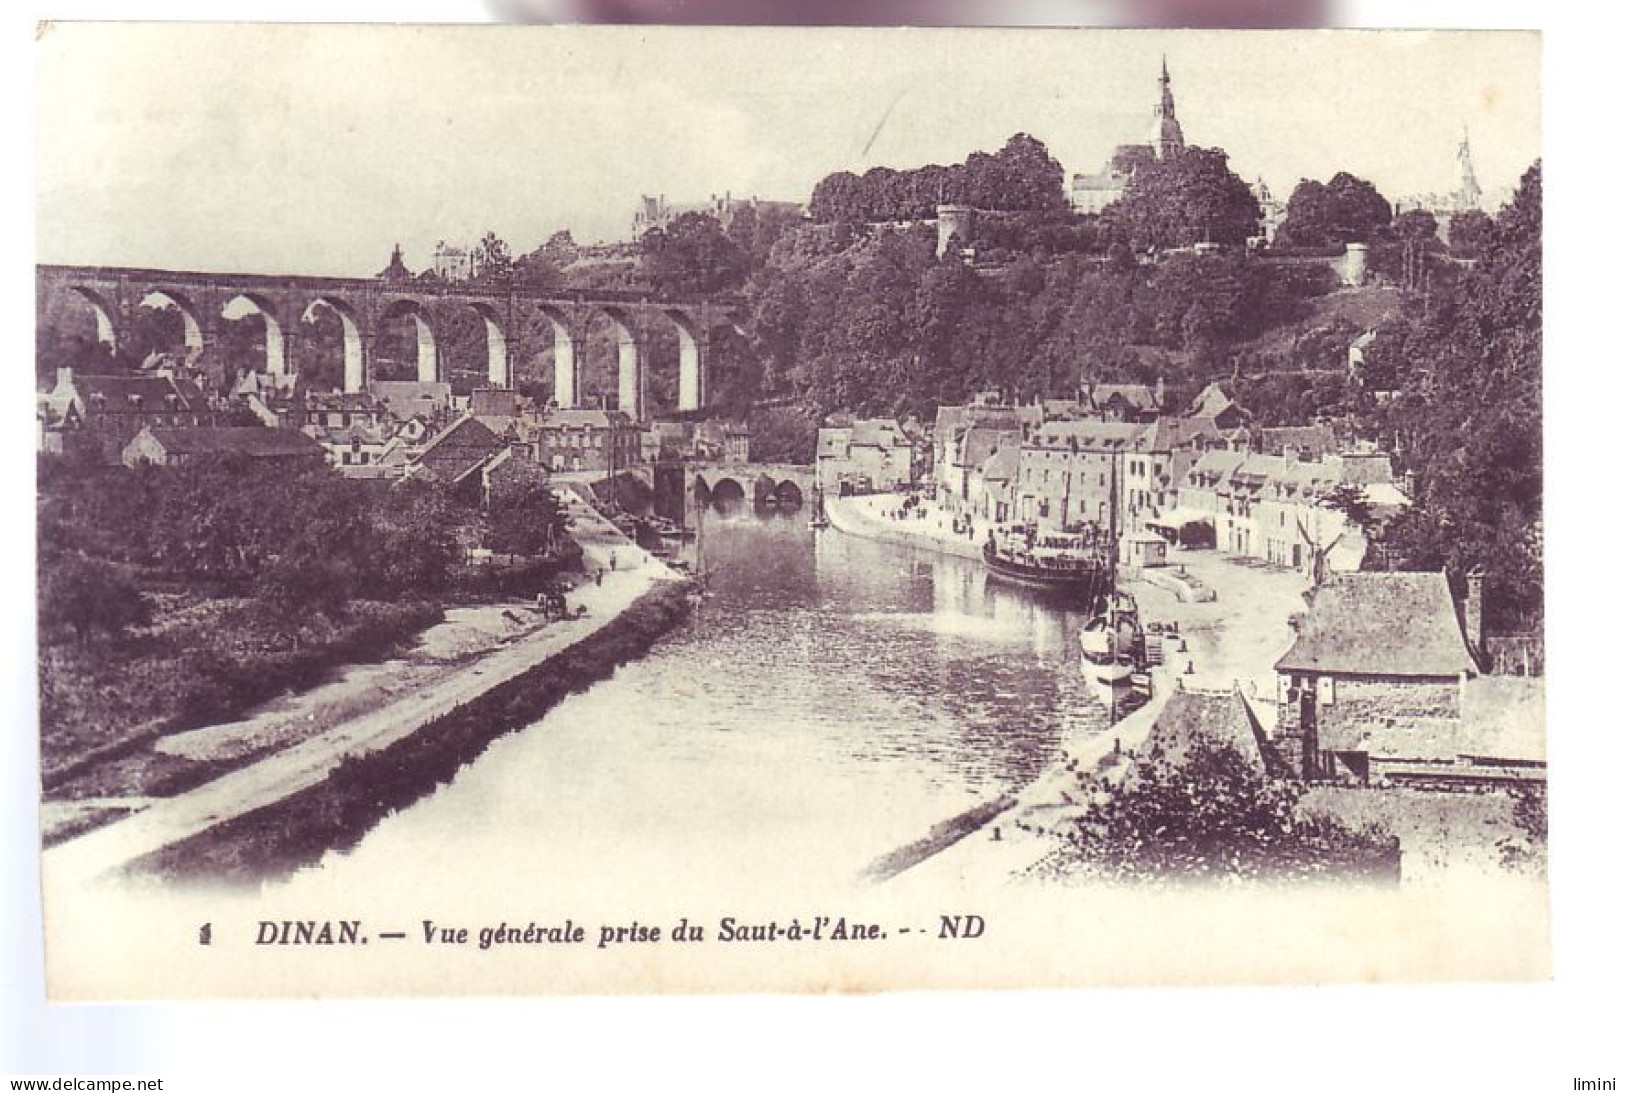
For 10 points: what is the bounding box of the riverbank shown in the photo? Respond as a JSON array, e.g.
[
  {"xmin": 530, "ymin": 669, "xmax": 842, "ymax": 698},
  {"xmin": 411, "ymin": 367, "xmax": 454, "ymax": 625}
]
[
  {"xmin": 42, "ymin": 488, "xmax": 688, "ymax": 887},
  {"xmin": 881, "ymin": 547, "xmax": 1311, "ymax": 887},
  {"xmin": 824, "ymin": 493, "xmax": 984, "ymax": 561}
]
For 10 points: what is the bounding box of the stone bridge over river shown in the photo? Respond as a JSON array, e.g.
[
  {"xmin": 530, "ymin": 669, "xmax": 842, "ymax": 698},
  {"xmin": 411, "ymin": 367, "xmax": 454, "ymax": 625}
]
[
  {"xmin": 37, "ymin": 263, "xmax": 743, "ymax": 419},
  {"xmin": 692, "ymin": 463, "xmax": 816, "ymax": 507}
]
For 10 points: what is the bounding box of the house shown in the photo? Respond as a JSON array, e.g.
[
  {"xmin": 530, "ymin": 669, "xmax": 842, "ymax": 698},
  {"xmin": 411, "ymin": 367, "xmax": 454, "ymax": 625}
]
[
  {"xmin": 972, "ymin": 445, "xmax": 1021, "ymax": 524},
  {"xmin": 1273, "ymin": 570, "xmax": 1480, "ymax": 781},
  {"xmin": 305, "ymin": 390, "xmax": 390, "ymax": 432},
  {"xmin": 1186, "ymin": 381, "xmax": 1249, "ymax": 430},
  {"xmin": 1258, "ymin": 424, "xmax": 1339, "ymax": 461},
  {"xmin": 1015, "ymin": 420, "xmax": 1149, "ymax": 532},
  {"xmin": 42, "ymin": 367, "xmax": 216, "ymax": 462},
  {"xmin": 817, "ymin": 417, "xmax": 913, "ymax": 494},
  {"xmin": 816, "ymin": 423, "xmax": 855, "ymax": 493},
  {"xmin": 1172, "ymin": 448, "xmax": 1404, "ymax": 576},
  {"xmin": 930, "ymin": 397, "xmax": 1041, "ymax": 503},
  {"xmin": 370, "ymin": 379, "xmax": 454, "ymax": 423},
  {"xmin": 121, "ymin": 425, "xmax": 325, "ymax": 468},
  {"xmin": 411, "ymin": 413, "xmax": 508, "ymax": 488},
  {"xmin": 534, "ymin": 408, "xmax": 639, "ymax": 474},
  {"xmin": 950, "ymin": 425, "xmax": 1024, "ymax": 513},
  {"xmin": 469, "ymin": 386, "xmax": 526, "ymax": 436},
  {"xmin": 847, "ymin": 418, "xmax": 915, "ymax": 493},
  {"xmin": 1083, "ymin": 382, "xmax": 1162, "ymax": 423}
]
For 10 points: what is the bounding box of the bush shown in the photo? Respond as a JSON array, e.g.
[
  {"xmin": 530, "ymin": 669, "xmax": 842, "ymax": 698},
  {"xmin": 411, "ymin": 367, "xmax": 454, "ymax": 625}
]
[
  {"xmin": 1056, "ymin": 740, "xmax": 1399, "ymax": 882},
  {"xmin": 39, "ymin": 554, "xmax": 151, "ymax": 643}
]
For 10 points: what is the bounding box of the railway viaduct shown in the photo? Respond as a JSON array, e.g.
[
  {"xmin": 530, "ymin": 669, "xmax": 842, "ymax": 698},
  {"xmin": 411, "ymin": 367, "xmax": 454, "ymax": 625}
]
[{"xmin": 37, "ymin": 263, "xmax": 743, "ymax": 419}]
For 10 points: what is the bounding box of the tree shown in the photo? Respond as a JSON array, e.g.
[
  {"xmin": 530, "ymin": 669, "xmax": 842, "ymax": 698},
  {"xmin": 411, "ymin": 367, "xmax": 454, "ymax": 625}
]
[
  {"xmin": 513, "ymin": 244, "xmax": 565, "ymax": 291},
  {"xmin": 39, "ymin": 554, "xmax": 151, "ymax": 643},
  {"xmin": 747, "ymin": 406, "xmax": 819, "ymax": 464},
  {"xmin": 1276, "ymin": 172, "xmax": 1393, "ymax": 248},
  {"xmin": 473, "ymin": 231, "xmax": 515, "ymax": 283},
  {"xmin": 1447, "ymin": 208, "xmax": 1494, "ymax": 259},
  {"xmin": 641, "ymin": 212, "xmax": 749, "ymax": 294},
  {"xmin": 255, "ymin": 550, "xmax": 350, "ymax": 641},
  {"xmin": 1101, "ymin": 147, "xmax": 1263, "ymax": 250},
  {"xmin": 1367, "ymin": 162, "xmax": 1542, "ymax": 631},
  {"xmin": 486, "ymin": 474, "xmax": 569, "ymax": 557}
]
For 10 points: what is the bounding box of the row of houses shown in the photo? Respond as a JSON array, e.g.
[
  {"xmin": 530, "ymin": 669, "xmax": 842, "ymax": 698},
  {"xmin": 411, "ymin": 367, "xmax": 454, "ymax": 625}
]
[
  {"xmin": 811, "ymin": 383, "xmax": 1408, "ymax": 580},
  {"xmin": 39, "ymin": 365, "xmax": 756, "ymax": 482}
]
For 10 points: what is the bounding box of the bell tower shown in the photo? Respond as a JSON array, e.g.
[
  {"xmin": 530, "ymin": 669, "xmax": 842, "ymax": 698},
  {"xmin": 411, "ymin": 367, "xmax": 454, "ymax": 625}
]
[
  {"xmin": 1151, "ymin": 55, "xmax": 1186, "ymax": 160},
  {"xmin": 1456, "ymin": 127, "xmax": 1482, "ymax": 210}
]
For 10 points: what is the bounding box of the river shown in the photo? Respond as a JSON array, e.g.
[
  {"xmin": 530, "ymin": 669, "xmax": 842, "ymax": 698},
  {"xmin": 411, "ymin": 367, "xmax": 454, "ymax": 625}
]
[{"xmin": 273, "ymin": 506, "xmax": 1109, "ymax": 903}]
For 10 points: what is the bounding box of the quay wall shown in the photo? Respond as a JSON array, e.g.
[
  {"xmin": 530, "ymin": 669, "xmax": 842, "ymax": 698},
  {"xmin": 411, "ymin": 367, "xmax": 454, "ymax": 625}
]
[
  {"xmin": 824, "ymin": 495, "xmax": 983, "ymax": 562},
  {"xmin": 130, "ymin": 582, "xmax": 695, "ymax": 884}
]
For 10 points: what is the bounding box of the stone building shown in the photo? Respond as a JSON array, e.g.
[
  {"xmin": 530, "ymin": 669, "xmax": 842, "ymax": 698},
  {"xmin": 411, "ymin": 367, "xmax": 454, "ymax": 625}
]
[
  {"xmin": 1015, "ymin": 420, "xmax": 1148, "ymax": 532},
  {"xmin": 534, "ymin": 408, "xmax": 639, "ymax": 474},
  {"xmin": 121, "ymin": 425, "xmax": 324, "ymax": 469},
  {"xmin": 816, "ymin": 417, "xmax": 915, "ymax": 495},
  {"xmin": 411, "ymin": 413, "xmax": 508, "ymax": 487},
  {"xmin": 632, "ymin": 193, "xmax": 804, "ymax": 239},
  {"xmin": 40, "ymin": 366, "xmax": 216, "ymax": 463},
  {"xmin": 1273, "ymin": 571, "xmax": 1481, "ymax": 782},
  {"xmin": 1069, "ymin": 58, "xmax": 1187, "ymax": 214}
]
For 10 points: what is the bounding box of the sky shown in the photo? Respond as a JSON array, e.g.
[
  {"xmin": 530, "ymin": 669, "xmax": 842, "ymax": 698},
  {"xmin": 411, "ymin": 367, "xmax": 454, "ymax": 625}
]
[{"xmin": 35, "ymin": 24, "xmax": 1540, "ymax": 277}]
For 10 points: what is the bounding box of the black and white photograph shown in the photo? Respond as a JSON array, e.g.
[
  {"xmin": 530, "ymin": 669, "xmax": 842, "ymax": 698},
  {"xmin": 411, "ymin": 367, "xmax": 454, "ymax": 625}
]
[{"xmin": 29, "ymin": 23, "xmax": 1548, "ymax": 1001}]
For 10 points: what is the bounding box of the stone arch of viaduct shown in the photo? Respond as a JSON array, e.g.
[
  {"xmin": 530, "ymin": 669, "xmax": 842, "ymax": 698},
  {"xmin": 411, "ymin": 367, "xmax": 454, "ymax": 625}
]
[{"xmin": 38, "ymin": 265, "xmax": 742, "ymax": 419}]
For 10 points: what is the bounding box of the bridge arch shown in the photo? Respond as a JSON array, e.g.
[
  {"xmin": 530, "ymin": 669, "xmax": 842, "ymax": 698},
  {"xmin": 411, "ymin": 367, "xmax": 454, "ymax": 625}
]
[
  {"xmin": 597, "ymin": 306, "xmax": 642, "ymax": 421},
  {"xmin": 221, "ymin": 292, "xmax": 287, "ymax": 376},
  {"xmin": 773, "ymin": 479, "xmax": 805, "ymax": 508},
  {"xmin": 302, "ymin": 296, "xmax": 365, "ymax": 392},
  {"xmin": 708, "ymin": 477, "xmax": 746, "ymax": 506},
  {"xmin": 67, "ymin": 286, "xmax": 119, "ymax": 351},
  {"xmin": 139, "ymin": 289, "xmax": 206, "ymax": 361},
  {"xmin": 662, "ymin": 309, "xmax": 704, "ymax": 413},
  {"xmin": 535, "ymin": 305, "xmax": 579, "ymax": 408},
  {"xmin": 378, "ymin": 298, "xmax": 439, "ymax": 383},
  {"xmin": 467, "ymin": 302, "xmax": 510, "ymax": 388}
]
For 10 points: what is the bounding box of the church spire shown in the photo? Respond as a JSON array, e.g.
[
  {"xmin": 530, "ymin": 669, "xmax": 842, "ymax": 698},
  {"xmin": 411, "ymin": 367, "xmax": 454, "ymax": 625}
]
[
  {"xmin": 1151, "ymin": 55, "xmax": 1185, "ymax": 160},
  {"xmin": 1456, "ymin": 126, "xmax": 1482, "ymax": 210}
]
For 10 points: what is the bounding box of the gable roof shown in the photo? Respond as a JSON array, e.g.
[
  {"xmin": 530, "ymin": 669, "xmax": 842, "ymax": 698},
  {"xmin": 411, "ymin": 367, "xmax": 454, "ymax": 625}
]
[
  {"xmin": 546, "ymin": 408, "xmax": 632, "ymax": 429},
  {"xmin": 1188, "ymin": 381, "xmax": 1237, "ymax": 419},
  {"xmin": 1086, "ymin": 383, "xmax": 1160, "ymax": 414},
  {"xmin": 70, "ymin": 372, "xmax": 200, "ymax": 413},
  {"xmin": 417, "ymin": 413, "xmax": 504, "ymax": 459},
  {"xmin": 138, "ymin": 426, "xmax": 323, "ymax": 458},
  {"xmin": 1260, "ymin": 424, "xmax": 1338, "ymax": 459},
  {"xmin": 961, "ymin": 424, "xmax": 1021, "ymax": 468},
  {"xmin": 979, "ymin": 445, "xmax": 1021, "ymax": 483},
  {"xmin": 1275, "ymin": 570, "xmax": 1477, "ymax": 678},
  {"xmin": 371, "ymin": 380, "xmax": 453, "ymax": 418},
  {"xmin": 1148, "ymin": 689, "xmax": 1276, "ymax": 774},
  {"xmin": 850, "ymin": 418, "xmax": 909, "ymax": 448}
]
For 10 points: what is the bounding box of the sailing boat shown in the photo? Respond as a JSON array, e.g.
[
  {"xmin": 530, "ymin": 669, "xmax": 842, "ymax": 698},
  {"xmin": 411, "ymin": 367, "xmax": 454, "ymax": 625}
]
[
  {"xmin": 808, "ymin": 484, "xmax": 830, "ymax": 530},
  {"xmin": 1078, "ymin": 449, "xmax": 1151, "ymax": 719}
]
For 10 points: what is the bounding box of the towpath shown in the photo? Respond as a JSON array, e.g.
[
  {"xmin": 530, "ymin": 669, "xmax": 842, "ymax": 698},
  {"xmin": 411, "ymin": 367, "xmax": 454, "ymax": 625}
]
[{"xmin": 43, "ymin": 488, "xmax": 676, "ymax": 889}]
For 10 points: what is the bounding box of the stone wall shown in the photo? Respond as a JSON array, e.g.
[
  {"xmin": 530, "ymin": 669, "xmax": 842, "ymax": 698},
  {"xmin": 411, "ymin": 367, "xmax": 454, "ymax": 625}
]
[{"xmin": 1276, "ymin": 672, "xmax": 1464, "ymax": 779}]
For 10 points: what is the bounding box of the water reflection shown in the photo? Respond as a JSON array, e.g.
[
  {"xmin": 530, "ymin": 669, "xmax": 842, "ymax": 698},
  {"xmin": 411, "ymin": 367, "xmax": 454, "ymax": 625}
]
[{"xmin": 279, "ymin": 510, "xmax": 1107, "ymax": 895}]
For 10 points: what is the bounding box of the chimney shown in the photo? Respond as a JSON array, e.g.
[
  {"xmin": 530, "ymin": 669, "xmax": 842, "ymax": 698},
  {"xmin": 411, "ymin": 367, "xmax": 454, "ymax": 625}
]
[{"xmin": 1464, "ymin": 566, "xmax": 1486, "ymax": 652}]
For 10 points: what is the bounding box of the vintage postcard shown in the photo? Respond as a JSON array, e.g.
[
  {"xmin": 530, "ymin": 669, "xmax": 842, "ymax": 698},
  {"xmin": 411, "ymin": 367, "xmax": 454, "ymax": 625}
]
[{"xmin": 34, "ymin": 23, "xmax": 1545, "ymax": 999}]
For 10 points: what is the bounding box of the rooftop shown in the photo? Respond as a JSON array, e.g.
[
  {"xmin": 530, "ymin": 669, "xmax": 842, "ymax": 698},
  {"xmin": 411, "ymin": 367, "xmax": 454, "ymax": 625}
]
[
  {"xmin": 1275, "ymin": 570, "xmax": 1477, "ymax": 678},
  {"xmin": 137, "ymin": 426, "xmax": 324, "ymax": 458}
]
